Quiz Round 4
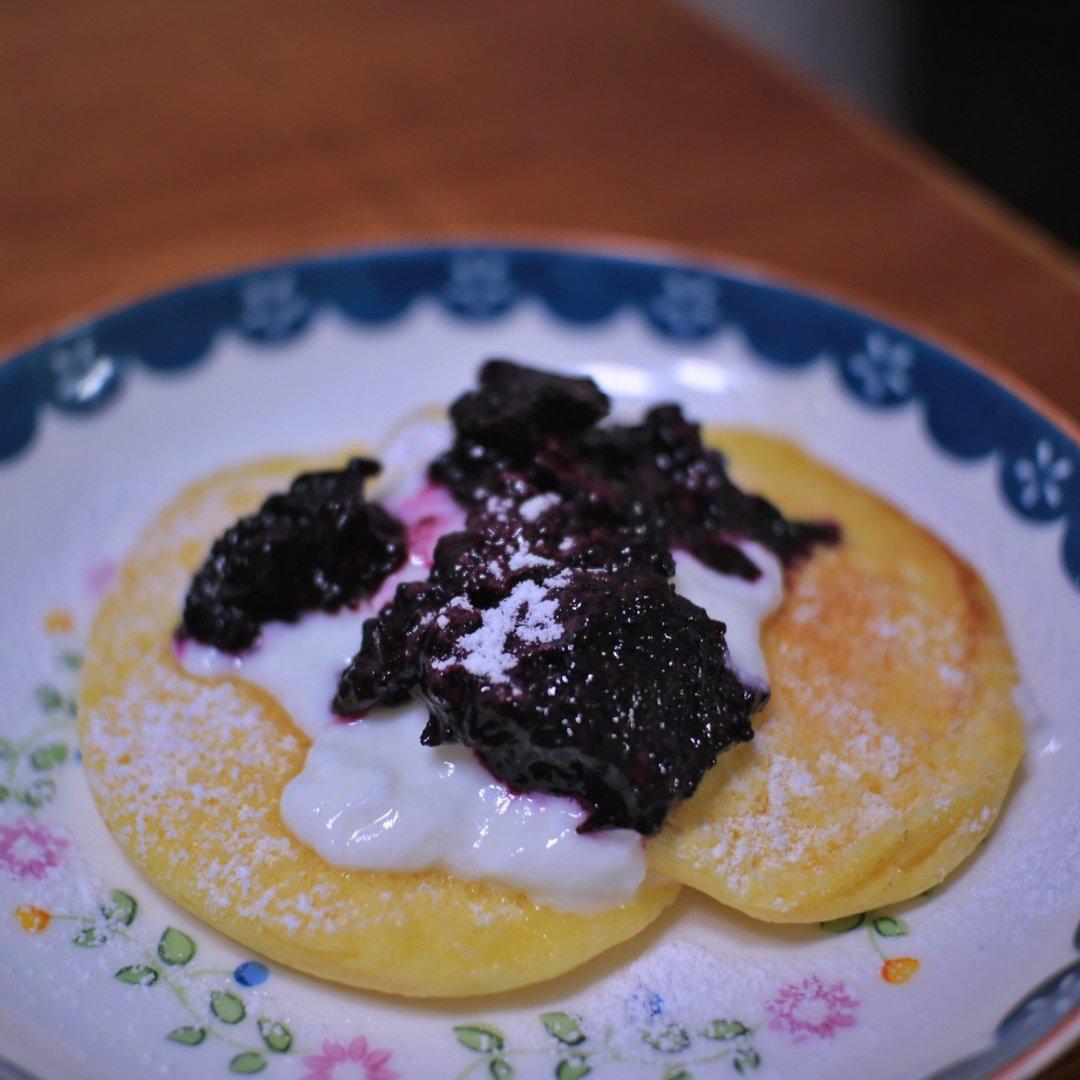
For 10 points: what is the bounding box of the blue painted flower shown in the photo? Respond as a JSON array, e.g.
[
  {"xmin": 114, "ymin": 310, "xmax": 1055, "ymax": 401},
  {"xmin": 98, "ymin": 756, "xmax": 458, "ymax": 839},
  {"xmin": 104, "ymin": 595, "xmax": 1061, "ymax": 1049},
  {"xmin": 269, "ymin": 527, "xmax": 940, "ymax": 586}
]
[
  {"xmin": 648, "ymin": 272, "xmax": 722, "ymax": 340},
  {"xmin": 239, "ymin": 273, "xmax": 312, "ymax": 342},
  {"xmin": 627, "ymin": 987, "xmax": 665, "ymax": 1022},
  {"xmin": 1011, "ymin": 439, "xmax": 1074, "ymax": 515},
  {"xmin": 442, "ymin": 252, "xmax": 517, "ymax": 317},
  {"xmin": 844, "ymin": 331, "xmax": 914, "ymax": 405},
  {"xmin": 234, "ymin": 960, "xmax": 269, "ymax": 986}
]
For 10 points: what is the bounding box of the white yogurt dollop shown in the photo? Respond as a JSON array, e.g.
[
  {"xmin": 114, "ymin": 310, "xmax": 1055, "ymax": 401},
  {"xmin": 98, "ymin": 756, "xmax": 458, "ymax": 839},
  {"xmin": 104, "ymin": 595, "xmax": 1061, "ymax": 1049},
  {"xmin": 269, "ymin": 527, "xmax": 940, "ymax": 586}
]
[
  {"xmin": 179, "ymin": 419, "xmax": 785, "ymax": 911},
  {"xmin": 673, "ymin": 541, "xmax": 784, "ymax": 687},
  {"xmin": 182, "ymin": 609, "xmax": 366, "ymax": 740},
  {"xmin": 280, "ymin": 705, "xmax": 645, "ymax": 911}
]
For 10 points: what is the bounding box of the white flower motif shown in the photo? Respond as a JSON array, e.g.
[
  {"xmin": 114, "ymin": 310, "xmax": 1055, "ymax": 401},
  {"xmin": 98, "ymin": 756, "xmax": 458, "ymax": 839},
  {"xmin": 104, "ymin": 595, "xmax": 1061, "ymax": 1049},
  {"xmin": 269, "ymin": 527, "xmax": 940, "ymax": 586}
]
[
  {"xmin": 443, "ymin": 252, "xmax": 516, "ymax": 315},
  {"xmin": 1013, "ymin": 439, "xmax": 1073, "ymax": 511},
  {"xmin": 240, "ymin": 273, "xmax": 311, "ymax": 339},
  {"xmin": 48, "ymin": 336, "xmax": 116, "ymax": 406},
  {"xmin": 649, "ymin": 272, "xmax": 722, "ymax": 339},
  {"xmin": 846, "ymin": 332, "xmax": 913, "ymax": 401}
]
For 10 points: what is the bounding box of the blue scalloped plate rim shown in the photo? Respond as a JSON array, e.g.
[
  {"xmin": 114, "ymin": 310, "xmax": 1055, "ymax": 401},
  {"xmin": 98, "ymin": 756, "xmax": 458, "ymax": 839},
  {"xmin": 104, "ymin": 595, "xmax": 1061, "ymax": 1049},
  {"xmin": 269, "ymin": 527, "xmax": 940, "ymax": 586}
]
[
  {"xmin": 1, "ymin": 241, "xmax": 1077, "ymax": 1080},
  {"xmin": 2, "ymin": 243, "xmax": 1076, "ymax": 592}
]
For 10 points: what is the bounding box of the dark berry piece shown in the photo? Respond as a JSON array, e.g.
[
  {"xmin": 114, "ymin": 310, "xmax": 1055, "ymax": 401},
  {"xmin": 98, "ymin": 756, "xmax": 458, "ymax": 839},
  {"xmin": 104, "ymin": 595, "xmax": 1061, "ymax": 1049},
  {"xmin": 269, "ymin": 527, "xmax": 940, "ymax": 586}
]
[
  {"xmin": 334, "ymin": 493, "xmax": 672, "ymax": 716},
  {"xmin": 568, "ymin": 403, "xmax": 840, "ymax": 576},
  {"xmin": 335, "ymin": 487, "xmax": 757, "ymax": 833},
  {"xmin": 450, "ymin": 358, "xmax": 610, "ymax": 449},
  {"xmin": 430, "ymin": 359, "xmax": 610, "ymax": 502},
  {"xmin": 419, "ymin": 565, "xmax": 759, "ymax": 834},
  {"xmin": 432, "ymin": 361, "xmax": 837, "ymax": 575},
  {"xmin": 180, "ymin": 457, "xmax": 406, "ymax": 651},
  {"xmin": 334, "ymin": 580, "xmax": 441, "ymax": 713}
]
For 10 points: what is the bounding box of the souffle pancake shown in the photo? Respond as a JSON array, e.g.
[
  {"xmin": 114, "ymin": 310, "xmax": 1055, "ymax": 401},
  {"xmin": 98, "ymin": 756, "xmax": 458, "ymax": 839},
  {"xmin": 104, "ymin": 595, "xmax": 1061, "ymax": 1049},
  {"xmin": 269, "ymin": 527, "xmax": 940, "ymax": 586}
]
[{"xmin": 79, "ymin": 361, "xmax": 1024, "ymax": 997}]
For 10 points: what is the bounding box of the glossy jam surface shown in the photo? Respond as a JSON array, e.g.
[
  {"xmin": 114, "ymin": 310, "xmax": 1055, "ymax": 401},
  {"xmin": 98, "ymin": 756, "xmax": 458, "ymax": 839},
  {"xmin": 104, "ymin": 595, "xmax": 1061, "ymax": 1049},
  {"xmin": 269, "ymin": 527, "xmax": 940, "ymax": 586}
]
[
  {"xmin": 336, "ymin": 361, "xmax": 837, "ymax": 834},
  {"xmin": 180, "ymin": 457, "xmax": 406, "ymax": 651}
]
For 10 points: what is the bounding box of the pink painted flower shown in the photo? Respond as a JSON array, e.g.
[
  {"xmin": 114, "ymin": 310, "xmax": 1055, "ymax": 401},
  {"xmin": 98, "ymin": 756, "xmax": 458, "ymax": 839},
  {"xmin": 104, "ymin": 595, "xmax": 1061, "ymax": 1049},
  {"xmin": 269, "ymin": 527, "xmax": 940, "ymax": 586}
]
[
  {"xmin": 85, "ymin": 558, "xmax": 117, "ymax": 597},
  {"xmin": 765, "ymin": 974, "xmax": 859, "ymax": 1042},
  {"xmin": 301, "ymin": 1036, "xmax": 399, "ymax": 1080},
  {"xmin": 0, "ymin": 819, "xmax": 69, "ymax": 881}
]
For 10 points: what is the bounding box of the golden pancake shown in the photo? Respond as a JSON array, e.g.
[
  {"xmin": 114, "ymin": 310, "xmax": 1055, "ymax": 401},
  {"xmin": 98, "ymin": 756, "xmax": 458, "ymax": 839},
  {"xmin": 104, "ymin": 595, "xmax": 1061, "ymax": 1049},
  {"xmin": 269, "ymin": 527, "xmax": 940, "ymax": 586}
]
[
  {"xmin": 646, "ymin": 430, "xmax": 1024, "ymax": 922},
  {"xmin": 79, "ymin": 432, "xmax": 1024, "ymax": 996},
  {"xmin": 78, "ymin": 454, "xmax": 680, "ymax": 998}
]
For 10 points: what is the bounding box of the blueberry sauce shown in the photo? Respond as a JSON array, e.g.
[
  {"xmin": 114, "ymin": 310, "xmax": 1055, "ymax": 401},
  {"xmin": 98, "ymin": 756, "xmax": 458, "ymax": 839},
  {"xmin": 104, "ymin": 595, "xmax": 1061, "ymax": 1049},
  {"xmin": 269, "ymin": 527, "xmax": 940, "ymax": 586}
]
[
  {"xmin": 180, "ymin": 457, "xmax": 407, "ymax": 651},
  {"xmin": 332, "ymin": 361, "xmax": 839, "ymax": 835}
]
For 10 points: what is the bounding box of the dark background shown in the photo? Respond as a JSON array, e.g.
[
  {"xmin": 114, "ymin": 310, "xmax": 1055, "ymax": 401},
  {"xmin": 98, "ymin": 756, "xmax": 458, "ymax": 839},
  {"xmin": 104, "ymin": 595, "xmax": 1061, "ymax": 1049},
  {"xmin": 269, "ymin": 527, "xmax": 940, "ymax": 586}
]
[
  {"xmin": 907, "ymin": 3, "xmax": 1077, "ymax": 247},
  {"xmin": 695, "ymin": 1, "xmax": 1078, "ymax": 248}
]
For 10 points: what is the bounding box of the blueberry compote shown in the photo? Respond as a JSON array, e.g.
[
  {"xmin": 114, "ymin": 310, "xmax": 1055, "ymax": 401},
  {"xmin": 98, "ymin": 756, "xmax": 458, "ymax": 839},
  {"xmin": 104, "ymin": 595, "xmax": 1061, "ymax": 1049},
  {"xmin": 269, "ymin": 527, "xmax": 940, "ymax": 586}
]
[
  {"xmin": 180, "ymin": 457, "xmax": 406, "ymax": 651},
  {"xmin": 333, "ymin": 361, "xmax": 838, "ymax": 835}
]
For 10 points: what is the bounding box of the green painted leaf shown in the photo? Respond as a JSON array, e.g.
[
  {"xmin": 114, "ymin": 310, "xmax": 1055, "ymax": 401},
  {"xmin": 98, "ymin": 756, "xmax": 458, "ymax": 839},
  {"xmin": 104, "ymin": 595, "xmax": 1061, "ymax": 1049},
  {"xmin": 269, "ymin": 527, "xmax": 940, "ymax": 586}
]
[
  {"xmin": 72, "ymin": 925, "xmax": 107, "ymax": 948},
  {"xmin": 453, "ymin": 1023, "xmax": 505, "ymax": 1052},
  {"xmin": 35, "ymin": 686, "xmax": 62, "ymax": 711},
  {"xmin": 102, "ymin": 889, "xmax": 138, "ymax": 926},
  {"xmin": 18, "ymin": 778, "xmax": 57, "ymax": 808},
  {"xmin": 540, "ymin": 1011, "xmax": 586, "ymax": 1046},
  {"xmin": 211, "ymin": 990, "xmax": 246, "ymax": 1024},
  {"xmin": 0, "ymin": 737, "xmax": 15, "ymax": 760},
  {"xmin": 0, "ymin": 785, "xmax": 9, "ymax": 803},
  {"xmin": 641, "ymin": 1024, "xmax": 691, "ymax": 1054},
  {"xmin": 489, "ymin": 1059, "xmax": 514, "ymax": 1080},
  {"xmin": 115, "ymin": 964, "xmax": 158, "ymax": 986},
  {"xmin": 157, "ymin": 926, "xmax": 196, "ymax": 965},
  {"xmin": 28, "ymin": 749, "xmax": 52, "ymax": 772},
  {"xmin": 29, "ymin": 743, "xmax": 69, "ymax": 771},
  {"xmin": 734, "ymin": 1049, "xmax": 761, "ymax": 1073},
  {"xmin": 166, "ymin": 1026, "xmax": 206, "ymax": 1046},
  {"xmin": 820, "ymin": 913, "xmax": 865, "ymax": 933},
  {"xmin": 872, "ymin": 916, "xmax": 909, "ymax": 938},
  {"xmin": 230, "ymin": 1052, "xmax": 266, "ymax": 1074},
  {"xmin": 61, "ymin": 650, "xmax": 83, "ymax": 670},
  {"xmin": 555, "ymin": 1058, "xmax": 591, "ymax": 1080},
  {"xmin": 257, "ymin": 1018, "xmax": 292, "ymax": 1053},
  {"xmin": 663, "ymin": 1068, "xmax": 693, "ymax": 1080},
  {"xmin": 700, "ymin": 1018, "xmax": 749, "ymax": 1041}
]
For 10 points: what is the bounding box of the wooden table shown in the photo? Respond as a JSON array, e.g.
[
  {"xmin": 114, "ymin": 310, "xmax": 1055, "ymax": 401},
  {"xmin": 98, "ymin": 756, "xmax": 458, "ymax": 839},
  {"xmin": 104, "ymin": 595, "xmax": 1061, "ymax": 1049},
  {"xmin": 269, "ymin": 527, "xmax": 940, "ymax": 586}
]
[
  {"xmin": 1, "ymin": 0, "xmax": 1077, "ymax": 418},
  {"xmin": 0, "ymin": 1, "xmax": 1076, "ymax": 1076}
]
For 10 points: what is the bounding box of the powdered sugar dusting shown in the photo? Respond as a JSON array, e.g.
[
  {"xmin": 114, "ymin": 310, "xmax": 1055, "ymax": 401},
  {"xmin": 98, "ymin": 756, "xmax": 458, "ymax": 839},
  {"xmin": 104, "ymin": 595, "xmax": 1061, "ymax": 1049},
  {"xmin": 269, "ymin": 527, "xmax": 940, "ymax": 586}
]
[
  {"xmin": 519, "ymin": 491, "xmax": 561, "ymax": 522},
  {"xmin": 433, "ymin": 572, "xmax": 569, "ymax": 684}
]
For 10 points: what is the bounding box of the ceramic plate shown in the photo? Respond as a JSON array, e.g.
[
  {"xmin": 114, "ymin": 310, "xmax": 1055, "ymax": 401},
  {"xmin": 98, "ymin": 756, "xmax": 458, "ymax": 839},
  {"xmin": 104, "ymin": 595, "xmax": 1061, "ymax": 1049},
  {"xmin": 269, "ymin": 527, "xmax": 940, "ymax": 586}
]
[{"xmin": 1, "ymin": 243, "xmax": 1077, "ymax": 1080}]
